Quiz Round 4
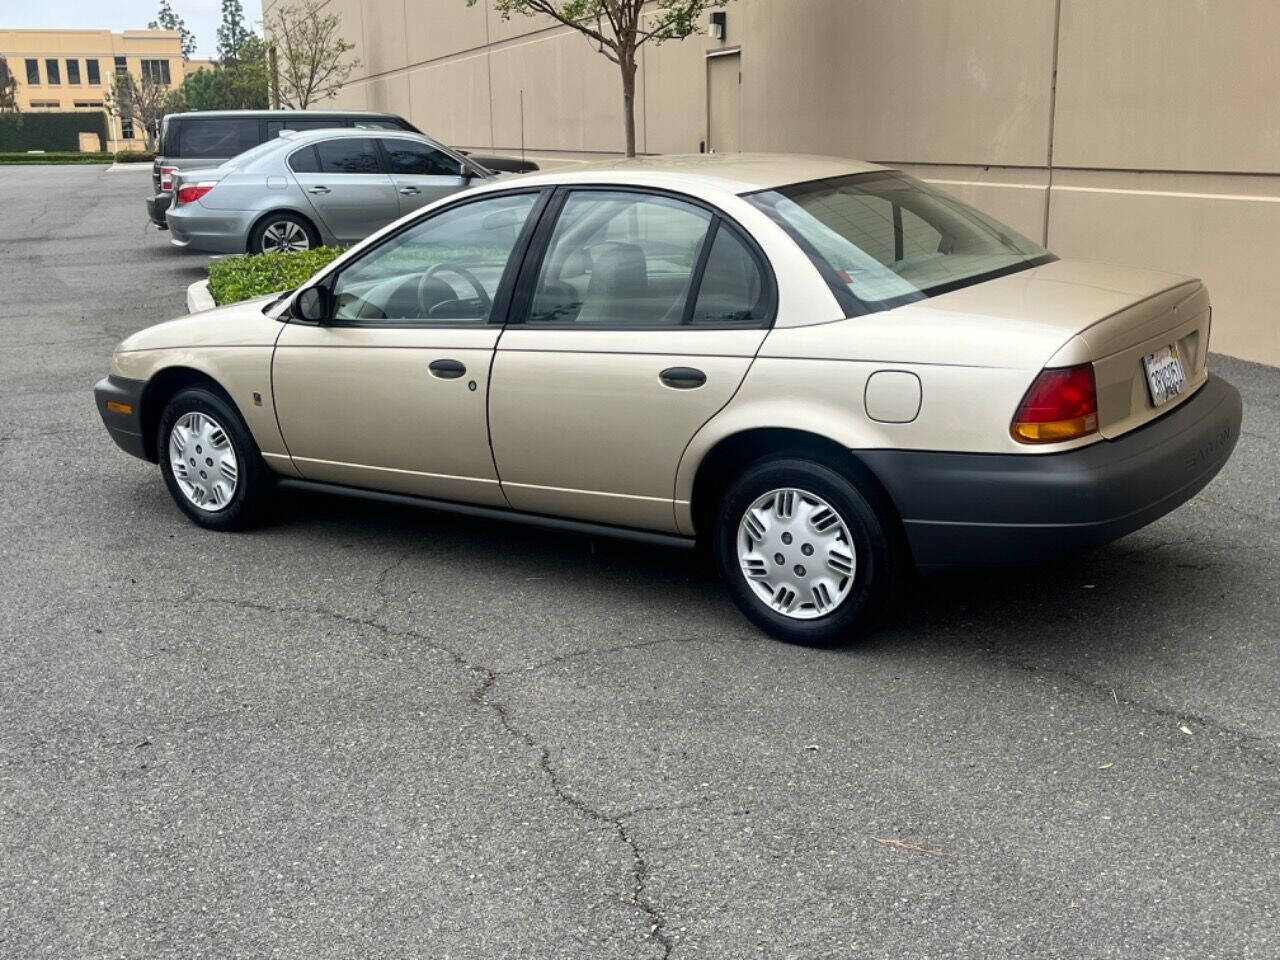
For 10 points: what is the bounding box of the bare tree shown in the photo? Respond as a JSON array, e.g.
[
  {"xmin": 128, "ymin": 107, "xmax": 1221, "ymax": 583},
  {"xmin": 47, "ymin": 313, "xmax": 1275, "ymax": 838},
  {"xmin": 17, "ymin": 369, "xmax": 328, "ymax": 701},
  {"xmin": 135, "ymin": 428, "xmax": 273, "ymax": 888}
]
[
  {"xmin": 0, "ymin": 55, "xmax": 18, "ymax": 113},
  {"xmin": 266, "ymin": 0, "xmax": 360, "ymax": 109},
  {"xmin": 106, "ymin": 73, "xmax": 178, "ymax": 150},
  {"xmin": 473, "ymin": 0, "xmax": 729, "ymax": 157}
]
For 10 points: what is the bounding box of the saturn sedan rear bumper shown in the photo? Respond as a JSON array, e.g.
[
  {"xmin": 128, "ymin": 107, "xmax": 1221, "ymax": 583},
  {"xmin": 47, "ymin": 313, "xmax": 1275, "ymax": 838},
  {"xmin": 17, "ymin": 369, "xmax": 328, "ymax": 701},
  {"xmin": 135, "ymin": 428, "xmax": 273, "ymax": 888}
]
[{"xmin": 859, "ymin": 375, "xmax": 1242, "ymax": 571}]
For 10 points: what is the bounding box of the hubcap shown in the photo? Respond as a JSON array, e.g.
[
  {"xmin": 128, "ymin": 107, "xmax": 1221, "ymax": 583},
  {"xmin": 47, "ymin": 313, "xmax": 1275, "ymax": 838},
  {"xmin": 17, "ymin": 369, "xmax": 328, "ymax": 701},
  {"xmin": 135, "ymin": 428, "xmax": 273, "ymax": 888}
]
[
  {"xmin": 737, "ymin": 487, "xmax": 856, "ymax": 620},
  {"xmin": 261, "ymin": 220, "xmax": 310, "ymax": 253},
  {"xmin": 169, "ymin": 412, "xmax": 239, "ymax": 512}
]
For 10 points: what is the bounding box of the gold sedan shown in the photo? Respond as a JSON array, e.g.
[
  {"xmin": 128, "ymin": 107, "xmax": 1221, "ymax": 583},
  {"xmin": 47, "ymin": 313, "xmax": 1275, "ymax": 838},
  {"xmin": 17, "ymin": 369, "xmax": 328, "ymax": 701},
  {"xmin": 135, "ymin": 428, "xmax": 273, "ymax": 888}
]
[{"xmin": 96, "ymin": 155, "xmax": 1242, "ymax": 645}]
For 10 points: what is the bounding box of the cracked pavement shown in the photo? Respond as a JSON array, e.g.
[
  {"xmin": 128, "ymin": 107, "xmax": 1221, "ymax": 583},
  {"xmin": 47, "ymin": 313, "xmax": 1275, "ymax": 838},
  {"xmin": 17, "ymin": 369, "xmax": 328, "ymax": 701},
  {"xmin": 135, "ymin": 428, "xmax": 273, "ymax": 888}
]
[{"xmin": 1, "ymin": 164, "xmax": 1278, "ymax": 958}]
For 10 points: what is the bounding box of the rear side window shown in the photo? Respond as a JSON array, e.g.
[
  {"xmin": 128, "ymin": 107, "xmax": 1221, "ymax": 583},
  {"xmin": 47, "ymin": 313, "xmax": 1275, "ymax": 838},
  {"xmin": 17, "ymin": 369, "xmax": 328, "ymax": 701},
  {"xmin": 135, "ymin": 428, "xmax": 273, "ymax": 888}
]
[
  {"xmin": 315, "ymin": 138, "xmax": 381, "ymax": 174},
  {"xmin": 689, "ymin": 225, "xmax": 767, "ymax": 324},
  {"xmin": 177, "ymin": 118, "xmax": 261, "ymax": 158},
  {"xmin": 383, "ymin": 140, "xmax": 461, "ymax": 176},
  {"xmin": 528, "ymin": 190, "xmax": 713, "ymax": 327},
  {"xmin": 288, "ymin": 146, "xmax": 321, "ymax": 173}
]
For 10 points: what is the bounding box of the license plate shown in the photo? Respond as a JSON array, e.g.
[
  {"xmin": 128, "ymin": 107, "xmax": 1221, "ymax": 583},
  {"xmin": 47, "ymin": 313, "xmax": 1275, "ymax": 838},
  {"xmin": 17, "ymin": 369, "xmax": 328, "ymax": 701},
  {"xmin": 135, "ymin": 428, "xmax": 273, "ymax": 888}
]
[{"xmin": 1142, "ymin": 343, "xmax": 1187, "ymax": 407}]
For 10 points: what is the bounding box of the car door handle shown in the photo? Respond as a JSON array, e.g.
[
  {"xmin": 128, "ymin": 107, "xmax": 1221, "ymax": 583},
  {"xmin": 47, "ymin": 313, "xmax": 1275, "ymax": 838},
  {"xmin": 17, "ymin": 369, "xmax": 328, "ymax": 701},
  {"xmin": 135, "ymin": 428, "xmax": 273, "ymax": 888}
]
[
  {"xmin": 398, "ymin": 186, "xmax": 421, "ymax": 195},
  {"xmin": 659, "ymin": 366, "xmax": 706, "ymax": 389},
  {"xmin": 307, "ymin": 186, "xmax": 331, "ymax": 195},
  {"xmin": 428, "ymin": 358, "xmax": 467, "ymax": 379}
]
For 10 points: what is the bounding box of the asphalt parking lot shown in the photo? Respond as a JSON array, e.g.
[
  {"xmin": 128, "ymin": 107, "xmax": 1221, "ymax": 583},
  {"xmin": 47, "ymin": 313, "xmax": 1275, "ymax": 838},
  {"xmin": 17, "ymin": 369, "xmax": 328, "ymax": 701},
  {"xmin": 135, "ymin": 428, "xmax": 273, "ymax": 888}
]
[{"xmin": 1, "ymin": 163, "xmax": 1277, "ymax": 959}]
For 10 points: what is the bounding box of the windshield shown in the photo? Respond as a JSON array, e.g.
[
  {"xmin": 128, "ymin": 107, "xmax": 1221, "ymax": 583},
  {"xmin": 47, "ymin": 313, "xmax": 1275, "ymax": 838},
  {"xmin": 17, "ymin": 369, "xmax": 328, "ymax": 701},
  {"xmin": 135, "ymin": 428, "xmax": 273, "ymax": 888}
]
[{"xmin": 746, "ymin": 172, "xmax": 1053, "ymax": 314}]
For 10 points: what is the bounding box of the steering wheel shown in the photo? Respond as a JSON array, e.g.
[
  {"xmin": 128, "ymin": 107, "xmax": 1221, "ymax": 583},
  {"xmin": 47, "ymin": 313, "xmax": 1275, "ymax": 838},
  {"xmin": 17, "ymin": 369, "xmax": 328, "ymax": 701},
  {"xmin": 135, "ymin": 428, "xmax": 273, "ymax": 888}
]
[{"xmin": 416, "ymin": 262, "xmax": 492, "ymax": 319}]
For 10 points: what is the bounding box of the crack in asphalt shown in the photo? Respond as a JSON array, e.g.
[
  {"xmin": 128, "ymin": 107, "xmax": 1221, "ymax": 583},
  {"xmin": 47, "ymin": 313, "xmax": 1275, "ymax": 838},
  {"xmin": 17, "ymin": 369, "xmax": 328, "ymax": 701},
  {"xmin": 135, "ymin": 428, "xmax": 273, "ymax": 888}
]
[{"xmin": 123, "ymin": 588, "xmax": 709, "ymax": 958}]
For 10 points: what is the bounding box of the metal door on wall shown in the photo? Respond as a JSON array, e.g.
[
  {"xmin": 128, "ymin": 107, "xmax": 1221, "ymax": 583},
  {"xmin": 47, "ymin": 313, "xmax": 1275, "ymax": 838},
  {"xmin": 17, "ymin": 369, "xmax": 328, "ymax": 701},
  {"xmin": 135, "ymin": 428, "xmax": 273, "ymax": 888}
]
[{"xmin": 707, "ymin": 51, "xmax": 741, "ymax": 153}]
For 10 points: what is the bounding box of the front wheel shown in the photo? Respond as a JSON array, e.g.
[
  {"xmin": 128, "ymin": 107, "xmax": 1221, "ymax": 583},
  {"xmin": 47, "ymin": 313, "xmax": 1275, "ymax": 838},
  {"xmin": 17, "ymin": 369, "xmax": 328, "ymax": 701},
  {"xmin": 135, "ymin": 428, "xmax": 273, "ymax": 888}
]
[
  {"xmin": 158, "ymin": 386, "xmax": 271, "ymax": 531},
  {"xmin": 713, "ymin": 458, "xmax": 902, "ymax": 646}
]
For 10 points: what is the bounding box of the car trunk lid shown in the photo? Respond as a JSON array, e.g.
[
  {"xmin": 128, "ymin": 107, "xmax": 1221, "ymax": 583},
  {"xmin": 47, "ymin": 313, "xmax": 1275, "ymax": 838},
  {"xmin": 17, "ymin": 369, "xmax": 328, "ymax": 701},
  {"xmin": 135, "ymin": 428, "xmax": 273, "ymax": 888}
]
[{"xmin": 1038, "ymin": 261, "xmax": 1209, "ymax": 439}]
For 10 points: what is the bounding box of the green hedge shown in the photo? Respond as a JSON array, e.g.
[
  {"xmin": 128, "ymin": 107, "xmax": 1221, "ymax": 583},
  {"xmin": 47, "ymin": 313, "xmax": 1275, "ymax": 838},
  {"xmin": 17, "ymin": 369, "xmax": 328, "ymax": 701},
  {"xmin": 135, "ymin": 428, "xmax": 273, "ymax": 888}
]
[
  {"xmin": 113, "ymin": 150, "xmax": 156, "ymax": 163},
  {"xmin": 0, "ymin": 151, "xmax": 114, "ymax": 164},
  {"xmin": 208, "ymin": 247, "xmax": 346, "ymax": 305},
  {"xmin": 0, "ymin": 112, "xmax": 110, "ymax": 152}
]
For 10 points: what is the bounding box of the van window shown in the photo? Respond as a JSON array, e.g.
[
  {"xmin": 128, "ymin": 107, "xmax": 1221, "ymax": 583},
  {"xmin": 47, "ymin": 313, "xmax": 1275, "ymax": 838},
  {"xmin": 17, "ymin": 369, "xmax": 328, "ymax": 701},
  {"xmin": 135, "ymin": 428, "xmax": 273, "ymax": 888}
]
[
  {"xmin": 177, "ymin": 118, "xmax": 261, "ymax": 158},
  {"xmin": 267, "ymin": 119, "xmax": 342, "ymax": 138},
  {"xmin": 353, "ymin": 119, "xmax": 411, "ymax": 130}
]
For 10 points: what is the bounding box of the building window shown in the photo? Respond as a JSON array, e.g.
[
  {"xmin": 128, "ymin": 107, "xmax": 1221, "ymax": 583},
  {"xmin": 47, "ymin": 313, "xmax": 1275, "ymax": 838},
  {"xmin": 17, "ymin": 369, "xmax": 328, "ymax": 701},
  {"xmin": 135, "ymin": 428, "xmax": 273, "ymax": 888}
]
[
  {"xmin": 30, "ymin": 100, "xmax": 61, "ymax": 109},
  {"xmin": 141, "ymin": 59, "xmax": 171, "ymax": 84},
  {"xmin": 66, "ymin": 59, "xmax": 81, "ymax": 85},
  {"xmin": 121, "ymin": 118, "xmax": 135, "ymax": 140},
  {"xmin": 45, "ymin": 59, "xmax": 60, "ymax": 84},
  {"xmin": 25, "ymin": 59, "xmax": 39, "ymax": 84},
  {"xmin": 114, "ymin": 56, "xmax": 127, "ymax": 75},
  {"xmin": 73, "ymin": 100, "xmax": 103, "ymax": 108},
  {"xmin": 87, "ymin": 59, "xmax": 101, "ymax": 85}
]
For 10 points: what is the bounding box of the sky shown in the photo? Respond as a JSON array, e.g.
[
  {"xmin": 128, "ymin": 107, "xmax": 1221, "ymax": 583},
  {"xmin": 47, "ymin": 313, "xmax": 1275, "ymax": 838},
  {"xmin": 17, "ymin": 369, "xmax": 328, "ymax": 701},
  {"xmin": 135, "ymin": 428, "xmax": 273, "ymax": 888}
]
[{"xmin": 6, "ymin": 0, "xmax": 265, "ymax": 61}]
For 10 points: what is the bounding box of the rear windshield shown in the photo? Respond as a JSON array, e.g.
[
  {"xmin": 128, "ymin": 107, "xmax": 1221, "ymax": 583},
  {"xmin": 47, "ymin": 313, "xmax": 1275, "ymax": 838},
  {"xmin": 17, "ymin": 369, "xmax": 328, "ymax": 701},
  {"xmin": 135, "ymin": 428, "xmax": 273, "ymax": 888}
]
[{"xmin": 746, "ymin": 172, "xmax": 1053, "ymax": 314}]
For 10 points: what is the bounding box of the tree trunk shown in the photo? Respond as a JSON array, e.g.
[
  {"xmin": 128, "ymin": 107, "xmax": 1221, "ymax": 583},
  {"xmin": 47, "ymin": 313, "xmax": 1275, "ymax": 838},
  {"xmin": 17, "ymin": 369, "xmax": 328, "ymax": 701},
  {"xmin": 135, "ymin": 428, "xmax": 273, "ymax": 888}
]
[{"xmin": 620, "ymin": 56, "xmax": 638, "ymax": 158}]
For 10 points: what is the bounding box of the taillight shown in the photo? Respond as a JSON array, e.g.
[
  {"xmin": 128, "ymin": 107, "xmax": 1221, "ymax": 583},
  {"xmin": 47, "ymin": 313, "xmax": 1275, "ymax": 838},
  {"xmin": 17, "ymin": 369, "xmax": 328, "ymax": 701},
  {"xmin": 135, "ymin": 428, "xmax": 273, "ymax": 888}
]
[
  {"xmin": 159, "ymin": 165, "xmax": 178, "ymax": 190},
  {"xmin": 176, "ymin": 181, "xmax": 216, "ymax": 205},
  {"xmin": 1011, "ymin": 363, "xmax": 1099, "ymax": 444}
]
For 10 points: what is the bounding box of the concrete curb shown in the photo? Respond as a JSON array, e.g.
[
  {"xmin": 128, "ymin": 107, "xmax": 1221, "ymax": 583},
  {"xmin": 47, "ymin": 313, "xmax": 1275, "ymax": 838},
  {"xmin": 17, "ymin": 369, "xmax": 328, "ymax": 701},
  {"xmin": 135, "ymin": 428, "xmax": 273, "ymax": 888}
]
[{"xmin": 186, "ymin": 279, "xmax": 216, "ymax": 314}]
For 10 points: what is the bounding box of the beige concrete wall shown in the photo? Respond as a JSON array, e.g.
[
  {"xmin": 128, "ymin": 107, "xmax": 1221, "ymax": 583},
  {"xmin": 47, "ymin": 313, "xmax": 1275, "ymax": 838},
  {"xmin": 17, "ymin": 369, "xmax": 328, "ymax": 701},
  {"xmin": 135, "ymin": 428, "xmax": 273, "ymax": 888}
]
[{"xmin": 272, "ymin": 0, "xmax": 1280, "ymax": 366}]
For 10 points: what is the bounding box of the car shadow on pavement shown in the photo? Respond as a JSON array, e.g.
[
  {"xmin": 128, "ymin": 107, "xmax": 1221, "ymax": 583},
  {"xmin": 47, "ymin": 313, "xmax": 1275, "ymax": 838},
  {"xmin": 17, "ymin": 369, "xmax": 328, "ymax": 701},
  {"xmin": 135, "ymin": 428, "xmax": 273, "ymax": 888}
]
[{"xmin": 259, "ymin": 485, "xmax": 1224, "ymax": 672}]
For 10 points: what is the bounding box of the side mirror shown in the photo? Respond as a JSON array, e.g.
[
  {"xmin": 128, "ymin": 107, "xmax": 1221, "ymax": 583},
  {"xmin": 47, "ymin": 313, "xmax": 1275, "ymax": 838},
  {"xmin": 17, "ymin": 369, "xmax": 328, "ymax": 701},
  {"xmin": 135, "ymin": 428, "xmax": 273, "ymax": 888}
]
[{"xmin": 295, "ymin": 285, "xmax": 332, "ymax": 323}]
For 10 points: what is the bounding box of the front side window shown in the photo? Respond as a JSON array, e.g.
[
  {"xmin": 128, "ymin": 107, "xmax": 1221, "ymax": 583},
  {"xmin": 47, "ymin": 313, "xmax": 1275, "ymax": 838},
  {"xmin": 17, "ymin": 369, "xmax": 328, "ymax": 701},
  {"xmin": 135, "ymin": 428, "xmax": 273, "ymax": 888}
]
[
  {"xmin": 383, "ymin": 139, "xmax": 462, "ymax": 177},
  {"xmin": 330, "ymin": 192, "xmax": 538, "ymax": 324},
  {"xmin": 86, "ymin": 59, "xmax": 101, "ymax": 85},
  {"xmin": 25, "ymin": 59, "xmax": 39, "ymax": 84},
  {"xmin": 746, "ymin": 172, "xmax": 1053, "ymax": 314},
  {"xmin": 66, "ymin": 59, "xmax": 81, "ymax": 85},
  {"xmin": 45, "ymin": 59, "xmax": 60, "ymax": 85},
  {"xmin": 315, "ymin": 138, "xmax": 381, "ymax": 174},
  {"xmin": 528, "ymin": 190, "xmax": 713, "ymax": 326}
]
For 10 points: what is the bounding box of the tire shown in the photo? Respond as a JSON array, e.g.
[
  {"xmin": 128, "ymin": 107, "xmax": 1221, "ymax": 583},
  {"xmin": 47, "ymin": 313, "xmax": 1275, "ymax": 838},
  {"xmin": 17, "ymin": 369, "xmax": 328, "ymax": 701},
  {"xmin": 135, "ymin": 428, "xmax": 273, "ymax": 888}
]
[
  {"xmin": 248, "ymin": 212, "xmax": 318, "ymax": 255},
  {"xmin": 713, "ymin": 457, "xmax": 902, "ymax": 646},
  {"xmin": 157, "ymin": 386, "xmax": 271, "ymax": 531}
]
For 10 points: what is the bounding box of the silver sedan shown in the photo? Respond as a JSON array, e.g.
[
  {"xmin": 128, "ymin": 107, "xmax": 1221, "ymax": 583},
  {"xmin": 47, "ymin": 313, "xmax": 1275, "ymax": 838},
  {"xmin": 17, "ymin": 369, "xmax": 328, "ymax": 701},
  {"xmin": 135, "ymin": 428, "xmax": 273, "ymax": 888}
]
[{"xmin": 165, "ymin": 128, "xmax": 502, "ymax": 254}]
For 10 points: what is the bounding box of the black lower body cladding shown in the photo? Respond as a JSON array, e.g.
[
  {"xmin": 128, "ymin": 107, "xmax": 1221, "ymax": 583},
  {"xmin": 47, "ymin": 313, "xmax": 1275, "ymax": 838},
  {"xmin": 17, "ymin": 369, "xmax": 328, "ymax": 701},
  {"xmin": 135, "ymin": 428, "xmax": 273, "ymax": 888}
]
[
  {"xmin": 94, "ymin": 375, "xmax": 149, "ymax": 461},
  {"xmin": 859, "ymin": 375, "xmax": 1243, "ymax": 570}
]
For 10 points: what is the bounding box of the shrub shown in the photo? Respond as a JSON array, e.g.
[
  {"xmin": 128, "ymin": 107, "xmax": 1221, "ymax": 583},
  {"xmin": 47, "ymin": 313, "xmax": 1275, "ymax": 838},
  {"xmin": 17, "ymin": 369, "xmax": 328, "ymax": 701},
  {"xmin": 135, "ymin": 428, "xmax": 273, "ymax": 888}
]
[
  {"xmin": 207, "ymin": 247, "xmax": 346, "ymax": 305},
  {"xmin": 113, "ymin": 150, "xmax": 156, "ymax": 163},
  {"xmin": 0, "ymin": 151, "xmax": 114, "ymax": 164},
  {"xmin": 0, "ymin": 112, "xmax": 109, "ymax": 151}
]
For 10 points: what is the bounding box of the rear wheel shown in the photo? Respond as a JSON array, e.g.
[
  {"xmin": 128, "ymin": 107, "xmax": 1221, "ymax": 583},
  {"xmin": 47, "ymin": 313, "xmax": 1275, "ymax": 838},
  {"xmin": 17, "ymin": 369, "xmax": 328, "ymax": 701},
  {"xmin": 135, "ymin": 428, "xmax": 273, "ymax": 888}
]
[
  {"xmin": 158, "ymin": 386, "xmax": 271, "ymax": 531},
  {"xmin": 249, "ymin": 212, "xmax": 318, "ymax": 255},
  {"xmin": 713, "ymin": 458, "xmax": 901, "ymax": 645}
]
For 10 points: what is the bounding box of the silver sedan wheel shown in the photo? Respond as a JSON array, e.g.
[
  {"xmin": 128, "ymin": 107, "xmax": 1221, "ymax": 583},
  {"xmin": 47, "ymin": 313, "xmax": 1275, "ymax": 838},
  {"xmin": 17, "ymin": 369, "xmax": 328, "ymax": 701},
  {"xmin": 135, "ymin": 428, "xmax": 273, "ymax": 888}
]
[
  {"xmin": 169, "ymin": 412, "xmax": 239, "ymax": 512},
  {"xmin": 260, "ymin": 219, "xmax": 310, "ymax": 253},
  {"xmin": 737, "ymin": 487, "xmax": 856, "ymax": 620}
]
